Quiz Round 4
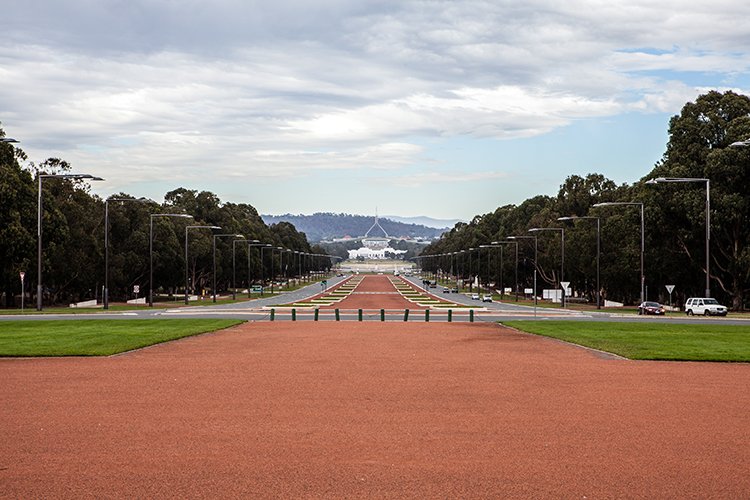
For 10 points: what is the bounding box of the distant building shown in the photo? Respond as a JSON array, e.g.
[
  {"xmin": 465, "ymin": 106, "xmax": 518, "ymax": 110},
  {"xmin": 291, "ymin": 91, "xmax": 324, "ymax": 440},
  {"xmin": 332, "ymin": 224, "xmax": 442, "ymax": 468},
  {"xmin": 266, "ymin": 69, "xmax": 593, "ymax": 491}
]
[{"xmin": 347, "ymin": 212, "xmax": 406, "ymax": 260}]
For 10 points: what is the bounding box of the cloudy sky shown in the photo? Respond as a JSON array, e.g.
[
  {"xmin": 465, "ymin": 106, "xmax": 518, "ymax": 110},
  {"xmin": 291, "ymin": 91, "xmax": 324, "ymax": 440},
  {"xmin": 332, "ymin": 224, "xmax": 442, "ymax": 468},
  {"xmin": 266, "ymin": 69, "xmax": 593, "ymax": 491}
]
[{"xmin": 2, "ymin": 1, "xmax": 749, "ymax": 220}]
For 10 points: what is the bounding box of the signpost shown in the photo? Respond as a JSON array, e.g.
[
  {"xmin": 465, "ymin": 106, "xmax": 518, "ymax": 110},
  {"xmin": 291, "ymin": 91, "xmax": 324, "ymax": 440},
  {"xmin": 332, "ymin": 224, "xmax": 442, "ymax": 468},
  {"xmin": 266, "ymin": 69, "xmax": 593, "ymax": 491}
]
[
  {"xmin": 560, "ymin": 281, "xmax": 570, "ymax": 308},
  {"xmin": 20, "ymin": 271, "xmax": 25, "ymax": 311},
  {"xmin": 133, "ymin": 285, "xmax": 140, "ymax": 299},
  {"xmin": 665, "ymin": 285, "xmax": 675, "ymax": 307}
]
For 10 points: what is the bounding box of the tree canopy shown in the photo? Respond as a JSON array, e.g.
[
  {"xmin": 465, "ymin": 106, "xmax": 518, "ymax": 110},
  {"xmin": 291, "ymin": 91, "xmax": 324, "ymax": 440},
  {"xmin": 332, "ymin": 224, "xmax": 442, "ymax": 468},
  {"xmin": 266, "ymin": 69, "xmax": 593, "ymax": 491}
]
[
  {"xmin": 420, "ymin": 91, "xmax": 750, "ymax": 308},
  {"xmin": 0, "ymin": 135, "xmax": 328, "ymax": 307}
]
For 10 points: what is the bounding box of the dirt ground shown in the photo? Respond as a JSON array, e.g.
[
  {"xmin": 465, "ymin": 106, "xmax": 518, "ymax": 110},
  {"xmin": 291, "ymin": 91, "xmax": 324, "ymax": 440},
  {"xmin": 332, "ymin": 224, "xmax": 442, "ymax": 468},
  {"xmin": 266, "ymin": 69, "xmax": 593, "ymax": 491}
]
[{"xmin": 2, "ymin": 322, "xmax": 749, "ymax": 498}]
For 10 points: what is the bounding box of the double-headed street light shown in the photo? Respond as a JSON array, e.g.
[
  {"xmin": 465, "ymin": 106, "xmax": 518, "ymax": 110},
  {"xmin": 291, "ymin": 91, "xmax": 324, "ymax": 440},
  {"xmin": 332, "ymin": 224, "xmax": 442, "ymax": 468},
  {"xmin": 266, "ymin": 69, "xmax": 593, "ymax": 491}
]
[
  {"xmin": 185, "ymin": 225, "xmax": 221, "ymax": 304},
  {"xmin": 104, "ymin": 196, "xmax": 148, "ymax": 309},
  {"xmin": 150, "ymin": 214, "xmax": 193, "ymax": 306},
  {"xmin": 593, "ymin": 201, "xmax": 645, "ymax": 303},
  {"xmin": 213, "ymin": 234, "xmax": 244, "ymax": 302},
  {"xmin": 646, "ymin": 177, "xmax": 711, "ymax": 297},
  {"xmin": 558, "ymin": 216, "xmax": 600, "ymax": 309},
  {"xmin": 37, "ymin": 173, "xmax": 104, "ymax": 311}
]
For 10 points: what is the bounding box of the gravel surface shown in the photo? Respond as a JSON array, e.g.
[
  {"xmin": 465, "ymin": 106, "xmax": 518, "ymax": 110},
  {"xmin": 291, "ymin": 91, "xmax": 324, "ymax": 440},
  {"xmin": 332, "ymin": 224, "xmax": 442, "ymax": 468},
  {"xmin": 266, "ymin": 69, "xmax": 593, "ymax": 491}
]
[
  {"xmin": 318, "ymin": 274, "xmax": 429, "ymax": 310},
  {"xmin": 2, "ymin": 322, "xmax": 749, "ymax": 498}
]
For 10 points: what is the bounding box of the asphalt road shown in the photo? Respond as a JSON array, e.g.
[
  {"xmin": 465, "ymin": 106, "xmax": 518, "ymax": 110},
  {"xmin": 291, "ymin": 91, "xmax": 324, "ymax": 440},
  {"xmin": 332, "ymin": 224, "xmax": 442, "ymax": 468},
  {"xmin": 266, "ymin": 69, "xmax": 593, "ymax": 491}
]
[{"xmin": 2, "ymin": 273, "xmax": 749, "ymax": 324}]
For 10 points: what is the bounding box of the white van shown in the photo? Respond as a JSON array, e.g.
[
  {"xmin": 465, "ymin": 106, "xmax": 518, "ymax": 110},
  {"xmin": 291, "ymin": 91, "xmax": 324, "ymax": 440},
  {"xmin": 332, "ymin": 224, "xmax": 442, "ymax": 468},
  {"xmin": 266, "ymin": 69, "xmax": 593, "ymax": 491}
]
[{"xmin": 684, "ymin": 297, "xmax": 728, "ymax": 316}]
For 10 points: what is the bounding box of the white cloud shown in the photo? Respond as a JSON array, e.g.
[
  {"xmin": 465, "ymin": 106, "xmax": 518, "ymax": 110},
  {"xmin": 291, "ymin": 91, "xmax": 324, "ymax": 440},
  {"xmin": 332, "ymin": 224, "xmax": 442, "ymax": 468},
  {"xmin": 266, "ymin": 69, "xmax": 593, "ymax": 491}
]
[
  {"xmin": 381, "ymin": 170, "xmax": 510, "ymax": 188},
  {"xmin": 1, "ymin": 0, "xmax": 749, "ymax": 209}
]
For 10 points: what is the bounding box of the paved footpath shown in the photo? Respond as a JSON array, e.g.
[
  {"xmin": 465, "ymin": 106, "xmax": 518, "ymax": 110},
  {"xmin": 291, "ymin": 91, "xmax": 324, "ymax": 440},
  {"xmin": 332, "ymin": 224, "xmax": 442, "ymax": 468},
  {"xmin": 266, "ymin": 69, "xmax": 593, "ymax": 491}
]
[{"xmin": 2, "ymin": 322, "xmax": 749, "ymax": 498}]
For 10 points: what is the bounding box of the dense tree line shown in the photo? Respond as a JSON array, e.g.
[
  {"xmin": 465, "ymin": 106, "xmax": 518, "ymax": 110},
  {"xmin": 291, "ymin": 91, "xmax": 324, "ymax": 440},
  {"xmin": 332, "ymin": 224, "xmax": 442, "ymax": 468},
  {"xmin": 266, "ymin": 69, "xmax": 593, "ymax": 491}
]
[
  {"xmin": 420, "ymin": 91, "xmax": 750, "ymax": 309},
  {"xmin": 0, "ymin": 135, "xmax": 330, "ymax": 307}
]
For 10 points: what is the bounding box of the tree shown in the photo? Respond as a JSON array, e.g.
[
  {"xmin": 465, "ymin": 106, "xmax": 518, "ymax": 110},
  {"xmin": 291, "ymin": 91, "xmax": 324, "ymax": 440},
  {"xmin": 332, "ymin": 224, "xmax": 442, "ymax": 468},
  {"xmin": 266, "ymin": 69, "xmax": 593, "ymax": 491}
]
[
  {"xmin": 645, "ymin": 90, "xmax": 750, "ymax": 309},
  {"xmin": 0, "ymin": 127, "xmax": 35, "ymax": 307}
]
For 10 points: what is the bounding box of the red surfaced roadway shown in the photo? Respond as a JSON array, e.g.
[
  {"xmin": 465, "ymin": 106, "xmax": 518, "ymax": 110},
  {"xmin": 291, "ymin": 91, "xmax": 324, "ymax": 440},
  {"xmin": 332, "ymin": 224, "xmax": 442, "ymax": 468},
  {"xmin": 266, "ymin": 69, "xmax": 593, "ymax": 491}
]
[
  {"xmin": 2, "ymin": 322, "xmax": 749, "ymax": 498},
  {"xmin": 320, "ymin": 274, "xmax": 429, "ymax": 309}
]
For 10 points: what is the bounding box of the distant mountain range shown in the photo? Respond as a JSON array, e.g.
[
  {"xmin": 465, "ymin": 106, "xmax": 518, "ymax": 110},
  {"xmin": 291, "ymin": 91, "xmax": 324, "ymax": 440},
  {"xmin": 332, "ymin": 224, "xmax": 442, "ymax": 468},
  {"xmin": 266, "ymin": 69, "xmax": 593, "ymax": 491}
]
[
  {"xmin": 261, "ymin": 213, "xmax": 456, "ymax": 242},
  {"xmin": 382, "ymin": 215, "xmax": 464, "ymax": 229}
]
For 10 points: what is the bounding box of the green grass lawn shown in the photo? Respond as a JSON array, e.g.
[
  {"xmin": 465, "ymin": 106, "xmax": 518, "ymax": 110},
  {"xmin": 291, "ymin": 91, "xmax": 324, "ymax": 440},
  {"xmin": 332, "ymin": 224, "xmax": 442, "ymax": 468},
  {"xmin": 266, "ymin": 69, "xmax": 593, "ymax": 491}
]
[
  {"xmin": 504, "ymin": 320, "xmax": 750, "ymax": 362},
  {"xmin": 0, "ymin": 294, "xmax": 289, "ymax": 315},
  {"xmin": 0, "ymin": 319, "xmax": 244, "ymax": 357}
]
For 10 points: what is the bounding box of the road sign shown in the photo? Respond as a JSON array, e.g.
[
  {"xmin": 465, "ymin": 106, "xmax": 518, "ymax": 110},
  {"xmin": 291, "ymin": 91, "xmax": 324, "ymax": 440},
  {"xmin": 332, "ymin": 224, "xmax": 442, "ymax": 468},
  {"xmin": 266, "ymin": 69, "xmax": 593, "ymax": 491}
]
[
  {"xmin": 665, "ymin": 285, "xmax": 675, "ymax": 294},
  {"xmin": 20, "ymin": 272, "xmax": 25, "ymax": 312},
  {"xmin": 133, "ymin": 285, "xmax": 140, "ymax": 294},
  {"xmin": 560, "ymin": 281, "xmax": 570, "ymax": 290}
]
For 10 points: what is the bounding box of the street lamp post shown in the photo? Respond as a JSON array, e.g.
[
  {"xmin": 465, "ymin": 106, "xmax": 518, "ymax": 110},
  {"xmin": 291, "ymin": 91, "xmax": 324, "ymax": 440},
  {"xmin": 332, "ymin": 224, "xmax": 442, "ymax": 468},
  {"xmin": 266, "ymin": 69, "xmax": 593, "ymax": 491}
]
[
  {"xmin": 271, "ymin": 247, "xmax": 285, "ymax": 295},
  {"xmin": 646, "ymin": 177, "xmax": 711, "ymax": 297},
  {"xmin": 213, "ymin": 234, "xmax": 243, "ymax": 303},
  {"xmin": 285, "ymin": 249, "xmax": 293, "ymax": 290},
  {"xmin": 244, "ymin": 240, "xmax": 263, "ymax": 300},
  {"xmin": 292, "ymin": 251, "xmax": 299, "ymax": 286},
  {"xmin": 558, "ymin": 216, "xmax": 601, "ymax": 309},
  {"xmin": 37, "ymin": 173, "xmax": 104, "ymax": 311},
  {"xmin": 492, "ymin": 241, "xmax": 519, "ymax": 301},
  {"xmin": 468, "ymin": 248, "xmax": 476, "ymax": 291},
  {"xmin": 104, "ymin": 197, "xmax": 148, "ymax": 309},
  {"xmin": 149, "ymin": 214, "xmax": 193, "ymax": 306},
  {"xmin": 508, "ymin": 235, "xmax": 537, "ymax": 305},
  {"xmin": 593, "ymin": 201, "xmax": 645, "ymax": 303},
  {"xmin": 529, "ymin": 227, "xmax": 565, "ymax": 306},
  {"xmin": 480, "ymin": 244, "xmax": 503, "ymax": 298},
  {"xmin": 260, "ymin": 244, "xmax": 273, "ymax": 295},
  {"xmin": 185, "ymin": 225, "xmax": 221, "ymax": 304},
  {"xmin": 458, "ymin": 250, "xmax": 467, "ymax": 291}
]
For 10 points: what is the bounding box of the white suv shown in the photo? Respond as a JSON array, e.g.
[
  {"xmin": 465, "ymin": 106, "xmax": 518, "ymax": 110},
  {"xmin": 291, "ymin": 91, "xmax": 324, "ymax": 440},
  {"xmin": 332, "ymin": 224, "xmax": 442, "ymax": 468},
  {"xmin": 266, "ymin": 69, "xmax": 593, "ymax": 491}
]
[{"xmin": 684, "ymin": 297, "xmax": 728, "ymax": 316}]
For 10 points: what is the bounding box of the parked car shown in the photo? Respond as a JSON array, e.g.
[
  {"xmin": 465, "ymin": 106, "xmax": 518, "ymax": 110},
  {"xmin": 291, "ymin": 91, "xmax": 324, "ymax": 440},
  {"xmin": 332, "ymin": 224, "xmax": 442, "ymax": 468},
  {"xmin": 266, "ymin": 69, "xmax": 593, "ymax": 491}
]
[
  {"xmin": 482, "ymin": 294, "xmax": 493, "ymax": 303},
  {"xmin": 449, "ymin": 288, "xmax": 458, "ymax": 293},
  {"xmin": 443, "ymin": 287, "xmax": 451, "ymax": 293},
  {"xmin": 637, "ymin": 301, "xmax": 665, "ymax": 315},
  {"xmin": 684, "ymin": 297, "xmax": 728, "ymax": 316},
  {"xmin": 470, "ymin": 293, "xmax": 480, "ymax": 300}
]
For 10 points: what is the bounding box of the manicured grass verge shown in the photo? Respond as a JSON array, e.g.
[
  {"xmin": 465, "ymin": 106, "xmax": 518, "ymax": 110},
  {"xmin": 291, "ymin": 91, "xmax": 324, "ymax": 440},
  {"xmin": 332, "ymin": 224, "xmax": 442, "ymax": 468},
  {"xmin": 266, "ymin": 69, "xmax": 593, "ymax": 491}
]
[
  {"xmin": 0, "ymin": 319, "xmax": 244, "ymax": 357},
  {"xmin": 504, "ymin": 320, "xmax": 750, "ymax": 362}
]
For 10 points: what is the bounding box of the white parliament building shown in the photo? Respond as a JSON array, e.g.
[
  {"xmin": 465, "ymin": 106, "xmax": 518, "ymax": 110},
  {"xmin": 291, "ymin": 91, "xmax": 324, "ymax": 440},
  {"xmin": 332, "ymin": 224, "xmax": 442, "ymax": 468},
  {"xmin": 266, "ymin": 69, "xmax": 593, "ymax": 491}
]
[{"xmin": 347, "ymin": 215, "xmax": 407, "ymax": 260}]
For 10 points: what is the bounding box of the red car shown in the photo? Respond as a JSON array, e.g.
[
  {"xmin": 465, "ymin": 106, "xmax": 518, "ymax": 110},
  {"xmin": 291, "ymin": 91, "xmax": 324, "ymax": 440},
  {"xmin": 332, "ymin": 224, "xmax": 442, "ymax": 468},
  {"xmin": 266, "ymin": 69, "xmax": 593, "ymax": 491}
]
[{"xmin": 638, "ymin": 301, "xmax": 665, "ymax": 315}]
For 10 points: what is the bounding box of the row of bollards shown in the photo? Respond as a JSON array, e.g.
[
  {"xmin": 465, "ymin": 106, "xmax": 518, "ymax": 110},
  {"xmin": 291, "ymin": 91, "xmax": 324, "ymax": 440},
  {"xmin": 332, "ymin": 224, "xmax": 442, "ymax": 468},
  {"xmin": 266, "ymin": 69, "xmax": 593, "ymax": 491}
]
[{"xmin": 269, "ymin": 308, "xmax": 475, "ymax": 322}]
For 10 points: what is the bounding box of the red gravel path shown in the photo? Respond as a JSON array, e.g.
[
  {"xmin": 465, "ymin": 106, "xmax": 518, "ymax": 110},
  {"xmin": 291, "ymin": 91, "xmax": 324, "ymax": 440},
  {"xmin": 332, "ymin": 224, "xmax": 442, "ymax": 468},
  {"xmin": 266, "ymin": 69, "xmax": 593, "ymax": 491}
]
[
  {"xmin": 2, "ymin": 322, "xmax": 749, "ymax": 498},
  {"xmin": 320, "ymin": 274, "xmax": 428, "ymax": 310}
]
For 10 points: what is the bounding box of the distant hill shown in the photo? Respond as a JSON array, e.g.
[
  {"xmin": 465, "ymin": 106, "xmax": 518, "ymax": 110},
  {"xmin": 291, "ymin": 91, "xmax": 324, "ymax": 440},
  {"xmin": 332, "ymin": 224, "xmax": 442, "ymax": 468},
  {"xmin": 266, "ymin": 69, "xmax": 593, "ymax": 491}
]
[
  {"xmin": 383, "ymin": 215, "xmax": 464, "ymax": 229},
  {"xmin": 261, "ymin": 213, "xmax": 448, "ymax": 242}
]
